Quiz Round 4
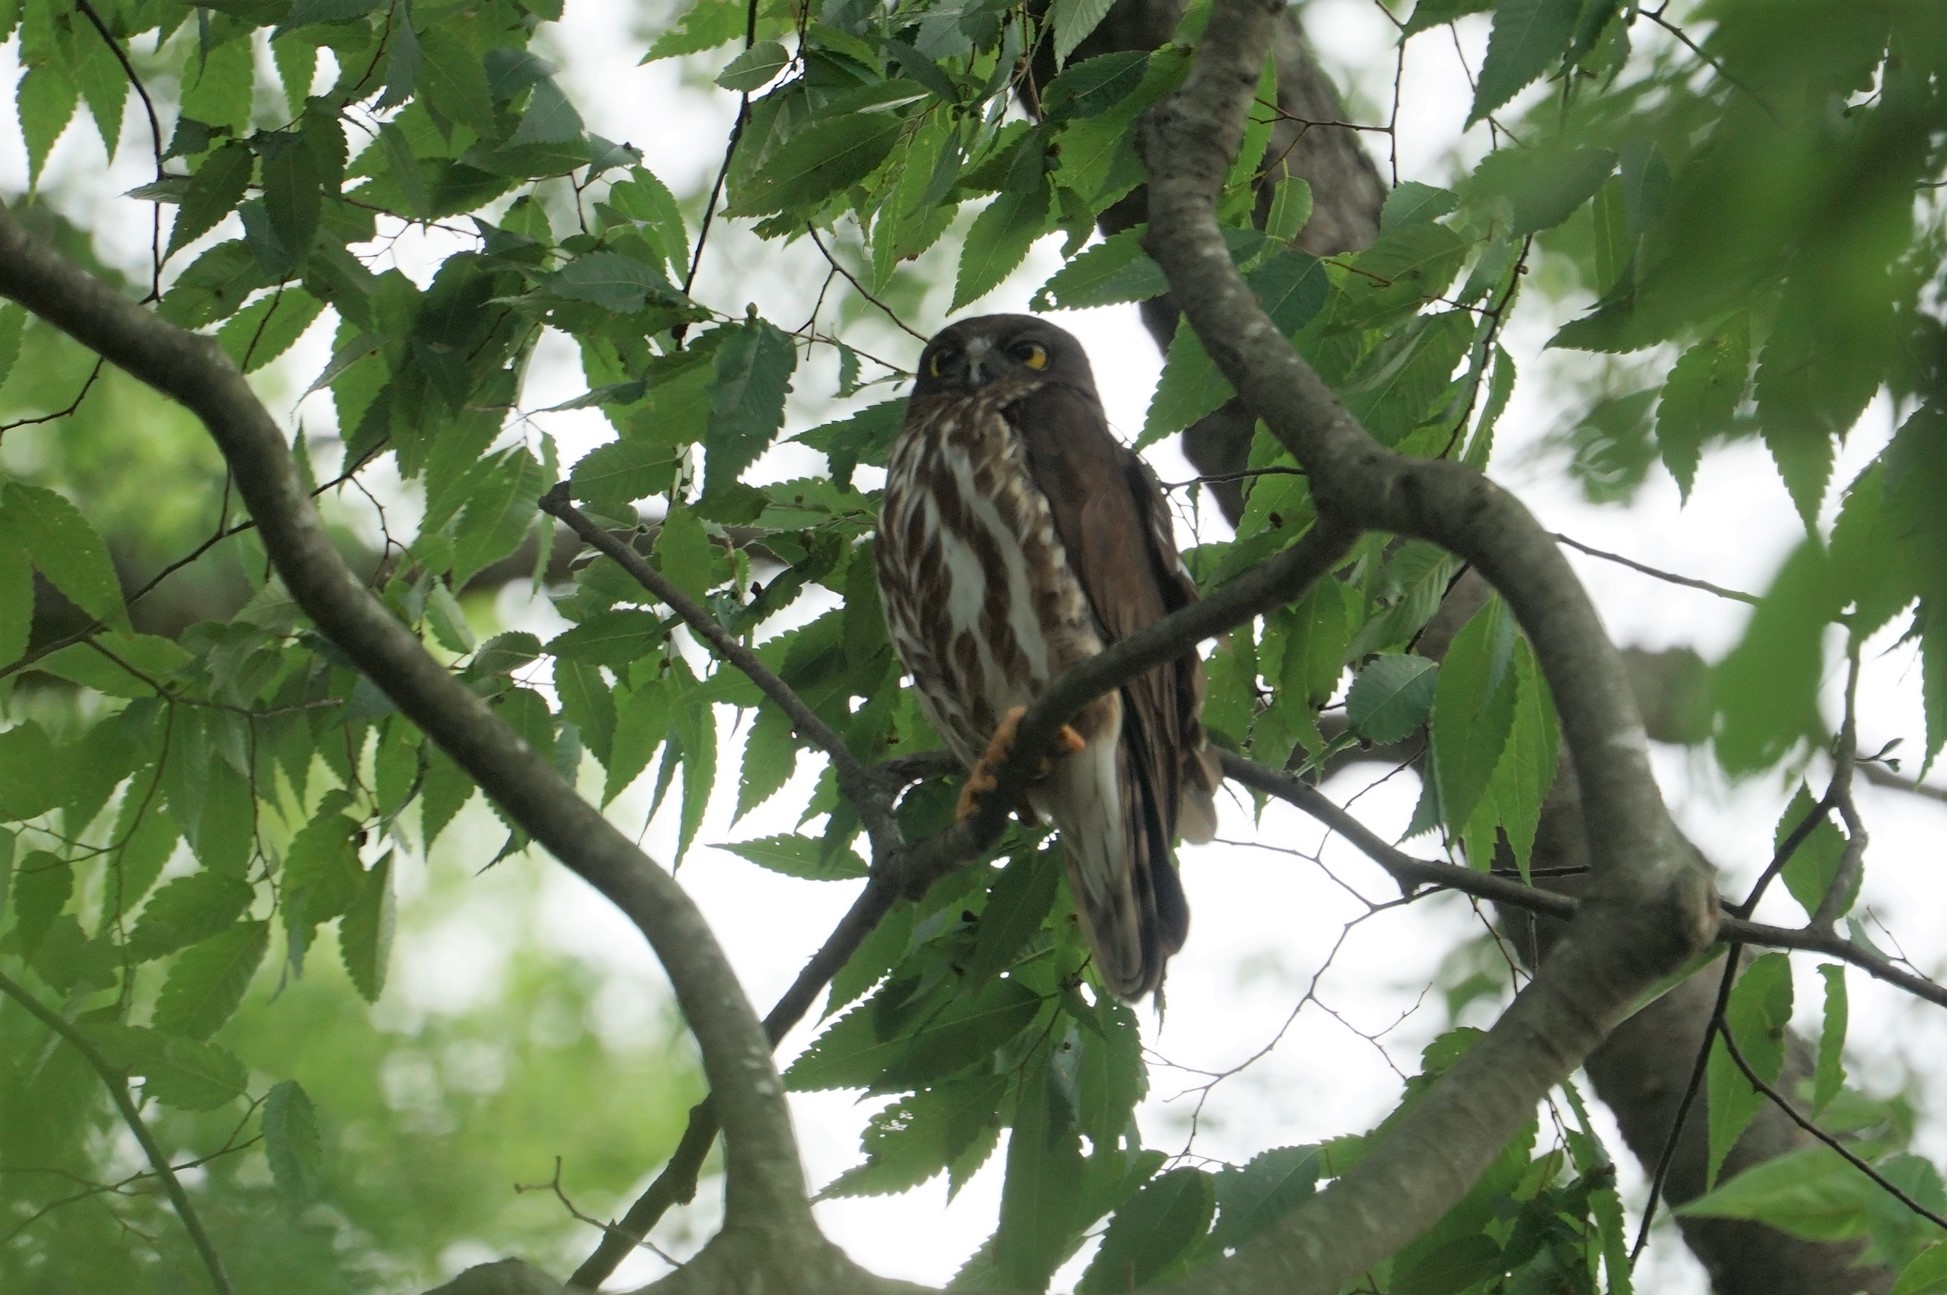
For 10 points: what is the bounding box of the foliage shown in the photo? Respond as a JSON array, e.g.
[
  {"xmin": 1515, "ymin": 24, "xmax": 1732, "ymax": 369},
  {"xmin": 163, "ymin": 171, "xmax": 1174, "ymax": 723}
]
[{"xmin": 0, "ymin": 0, "xmax": 1943, "ymax": 1290}]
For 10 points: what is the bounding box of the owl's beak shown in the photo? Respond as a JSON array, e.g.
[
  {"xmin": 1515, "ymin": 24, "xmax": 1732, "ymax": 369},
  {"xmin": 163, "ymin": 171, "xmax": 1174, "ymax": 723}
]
[{"xmin": 962, "ymin": 336, "xmax": 999, "ymax": 389}]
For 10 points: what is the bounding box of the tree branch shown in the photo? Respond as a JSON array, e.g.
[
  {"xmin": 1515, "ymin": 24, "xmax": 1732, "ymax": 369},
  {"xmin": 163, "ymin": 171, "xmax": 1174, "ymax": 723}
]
[
  {"xmin": 0, "ymin": 201, "xmax": 813, "ymax": 1240},
  {"xmin": 0, "ymin": 969, "xmax": 236, "ymax": 1295}
]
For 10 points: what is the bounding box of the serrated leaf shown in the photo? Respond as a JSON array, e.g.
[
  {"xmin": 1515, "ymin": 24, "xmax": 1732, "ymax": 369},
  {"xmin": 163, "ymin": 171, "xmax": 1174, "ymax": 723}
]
[
  {"xmin": 568, "ymin": 438, "xmax": 677, "ymax": 508},
  {"xmin": 1656, "ymin": 318, "xmax": 1750, "ymax": 499},
  {"xmin": 17, "ymin": 63, "xmax": 77, "ymax": 186},
  {"xmin": 1403, "ymin": 0, "xmax": 1494, "ymax": 36},
  {"xmin": 1346, "ymin": 654, "xmax": 1438, "ymax": 744},
  {"xmin": 169, "ymin": 141, "xmax": 253, "ymax": 256},
  {"xmin": 605, "ymin": 676, "xmax": 669, "ymax": 805},
  {"xmin": 735, "ymin": 705, "xmax": 797, "ymax": 822},
  {"xmin": 547, "ymin": 250, "xmax": 679, "ymax": 312},
  {"xmin": 953, "ymin": 182, "xmax": 1053, "ymax": 311},
  {"xmin": 653, "ymin": 503, "xmax": 713, "ymax": 608},
  {"xmin": 965, "ymin": 852, "xmax": 1060, "ymax": 988},
  {"xmin": 417, "ymin": 27, "xmax": 495, "ymax": 137},
  {"xmin": 158, "ymin": 239, "xmax": 270, "ymax": 328},
  {"xmin": 1030, "ymin": 226, "xmax": 1166, "ymax": 311},
  {"xmin": 1706, "ymin": 952, "xmax": 1791, "ymax": 1187},
  {"xmin": 262, "ymin": 1079, "xmax": 325, "ymax": 1211},
  {"xmin": 87, "ymin": 1023, "xmax": 248, "ymax": 1111},
  {"xmin": 1, "ymin": 480, "xmax": 126, "ymax": 628},
  {"xmin": 716, "ymin": 40, "xmax": 790, "ymax": 92},
  {"xmin": 1078, "ymin": 1167, "xmax": 1214, "ymax": 1292},
  {"xmin": 786, "ymin": 978, "xmax": 1041, "ymax": 1092},
  {"xmin": 511, "ymin": 75, "xmax": 583, "ymax": 146},
  {"xmin": 720, "ymin": 832, "xmax": 866, "ymax": 880},
  {"xmin": 1206, "ymin": 1146, "xmax": 1321, "ymax": 1254},
  {"xmin": 218, "ymin": 286, "xmax": 327, "ymax": 373},
  {"xmin": 153, "ymin": 920, "xmax": 269, "ymax": 1040},
  {"xmin": 1432, "ymin": 598, "xmax": 1518, "ymax": 834},
  {"xmin": 1680, "ymin": 1146, "xmax": 1876, "ymax": 1241},
  {"xmin": 1492, "ymin": 640, "xmax": 1558, "ymax": 875},
  {"xmin": 1343, "ymin": 310, "xmax": 1475, "ymax": 446},
  {"xmin": 723, "ymin": 110, "xmax": 905, "ymax": 218},
  {"xmin": 129, "ymin": 871, "xmax": 256, "ymax": 961},
  {"xmin": 1049, "ymin": 0, "xmax": 1114, "ymax": 66},
  {"xmin": 996, "ymin": 1054, "xmax": 1085, "ymax": 1290},
  {"xmin": 286, "ymin": 0, "xmax": 383, "ymax": 24},
  {"xmin": 451, "ymin": 448, "xmax": 545, "ymax": 586},
  {"xmin": 819, "ymin": 1074, "xmax": 1009, "ymax": 1200},
  {"xmin": 260, "ymin": 132, "xmax": 321, "ymax": 270},
  {"xmin": 702, "ymin": 320, "xmax": 795, "ymax": 500},
  {"xmin": 339, "ymin": 853, "xmax": 394, "ymax": 1003},
  {"xmin": 1894, "ymin": 1240, "xmax": 1947, "ymax": 1295},
  {"xmin": 1813, "ymin": 963, "xmax": 1847, "ymax": 1116},
  {"xmin": 1469, "ymin": 0, "xmax": 1580, "ymax": 124},
  {"xmin": 1713, "ymin": 541, "xmax": 1832, "ymax": 774},
  {"xmin": 1774, "ymin": 782, "xmax": 1848, "ymax": 921}
]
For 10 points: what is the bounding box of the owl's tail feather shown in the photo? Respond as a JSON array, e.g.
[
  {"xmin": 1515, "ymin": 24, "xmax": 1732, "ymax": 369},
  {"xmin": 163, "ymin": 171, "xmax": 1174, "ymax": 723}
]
[{"xmin": 1034, "ymin": 709, "xmax": 1185, "ymax": 1002}]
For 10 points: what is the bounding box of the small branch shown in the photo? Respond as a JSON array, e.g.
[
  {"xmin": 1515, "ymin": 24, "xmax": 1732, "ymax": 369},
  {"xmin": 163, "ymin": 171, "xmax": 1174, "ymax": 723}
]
[
  {"xmin": 0, "ymin": 969, "xmax": 236, "ymax": 1295},
  {"xmin": 804, "ymin": 226, "xmax": 927, "ymax": 342},
  {"xmin": 538, "ymin": 487, "xmax": 902, "ymax": 858},
  {"xmin": 1552, "ymin": 531, "xmax": 1759, "ymax": 606},
  {"xmin": 1716, "ymin": 1026, "xmax": 1947, "ymax": 1232}
]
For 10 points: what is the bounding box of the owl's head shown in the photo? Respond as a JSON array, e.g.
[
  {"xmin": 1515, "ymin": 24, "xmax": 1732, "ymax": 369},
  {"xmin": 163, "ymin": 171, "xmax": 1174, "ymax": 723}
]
[{"xmin": 911, "ymin": 314, "xmax": 1097, "ymax": 398}]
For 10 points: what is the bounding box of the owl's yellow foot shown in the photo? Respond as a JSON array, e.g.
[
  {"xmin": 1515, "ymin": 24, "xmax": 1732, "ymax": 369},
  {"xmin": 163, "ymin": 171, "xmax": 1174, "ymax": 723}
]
[{"xmin": 956, "ymin": 707, "xmax": 1088, "ymax": 821}]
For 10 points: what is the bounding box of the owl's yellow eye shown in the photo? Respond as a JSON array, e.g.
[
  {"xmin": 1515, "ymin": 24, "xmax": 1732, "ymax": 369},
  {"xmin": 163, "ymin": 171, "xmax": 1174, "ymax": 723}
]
[
  {"xmin": 927, "ymin": 346, "xmax": 954, "ymax": 378},
  {"xmin": 1010, "ymin": 340, "xmax": 1050, "ymax": 371}
]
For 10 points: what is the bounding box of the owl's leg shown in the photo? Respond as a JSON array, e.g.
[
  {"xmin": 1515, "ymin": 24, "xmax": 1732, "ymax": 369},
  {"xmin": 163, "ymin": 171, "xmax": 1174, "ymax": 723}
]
[{"xmin": 956, "ymin": 705, "xmax": 1088, "ymax": 821}]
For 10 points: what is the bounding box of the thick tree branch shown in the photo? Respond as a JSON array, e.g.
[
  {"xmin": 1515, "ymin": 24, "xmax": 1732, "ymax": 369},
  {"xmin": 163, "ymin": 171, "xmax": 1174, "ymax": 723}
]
[
  {"xmin": 1131, "ymin": 3, "xmax": 1716, "ymax": 1289},
  {"xmin": 0, "ymin": 201, "xmax": 812, "ymax": 1239},
  {"xmin": 0, "ymin": 969, "xmax": 236, "ymax": 1295}
]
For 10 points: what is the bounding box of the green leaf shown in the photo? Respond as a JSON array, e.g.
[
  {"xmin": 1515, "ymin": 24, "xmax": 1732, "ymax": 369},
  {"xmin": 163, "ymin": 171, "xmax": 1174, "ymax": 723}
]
[
  {"xmin": 820, "ymin": 1074, "xmax": 1009, "ymax": 1200},
  {"xmin": 1894, "ymin": 1240, "xmax": 1947, "ymax": 1295},
  {"xmin": 1040, "ymin": 51, "xmax": 1150, "ymax": 121},
  {"xmin": 1814, "ymin": 963, "xmax": 1847, "ymax": 1116},
  {"xmin": 218, "ymin": 286, "xmax": 327, "ymax": 373},
  {"xmin": 281, "ymin": 811, "xmax": 362, "ymax": 974},
  {"xmin": 653, "ymin": 503, "xmax": 713, "ymax": 608},
  {"xmin": 1432, "ymin": 598, "xmax": 1518, "ymax": 835},
  {"xmin": 86, "ymin": 1023, "xmax": 248, "ymax": 1111},
  {"xmin": 953, "ymin": 182, "xmax": 1053, "ymax": 311},
  {"xmin": 1049, "ymin": 0, "xmax": 1114, "ymax": 66},
  {"xmin": 181, "ymin": 35, "xmax": 252, "ymax": 134},
  {"xmin": 1074, "ymin": 1001, "xmax": 1145, "ymax": 1143},
  {"xmin": 720, "ymin": 833, "xmax": 866, "ymax": 881},
  {"xmin": 569, "ymin": 438, "xmax": 678, "ymax": 507},
  {"xmin": 965, "ymin": 852, "xmax": 1060, "ymax": 988},
  {"xmin": 1345, "ymin": 654, "xmax": 1439, "ymax": 746},
  {"xmin": 1030, "ymin": 226, "xmax": 1166, "ymax": 311},
  {"xmin": 129, "ymin": 871, "xmax": 256, "ymax": 961},
  {"xmin": 1469, "ymin": 0, "xmax": 1580, "ymax": 124},
  {"xmin": 0, "ymin": 546, "xmax": 26, "ymax": 668},
  {"xmin": 0, "ymin": 480, "xmax": 126, "ymax": 628},
  {"xmin": 262, "ymin": 1079, "xmax": 326, "ymax": 1213},
  {"xmin": 510, "ymin": 75, "xmax": 584, "ymax": 146},
  {"xmin": 1403, "ymin": 0, "xmax": 1494, "ymax": 36},
  {"xmin": 996, "ymin": 1053, "xmax": 1085, "ymax": 1290},
  {"xmin": 9, "ymin": 851, "xmax": 70, "ymax": 953},
  {"xmin": 1712, "ymin": 540, "xmax": 1832, "ymax": 774},
  {"xmin": 339, "ymin": 853, "xmax": 394, "ymax": 1003},
  {"xmin": 1206, "ymin": 1146, "xmax": 1320, "ymax": 1254},
  {"xmin": 547, "ymin": 611, "xmax": 664, "ymax": 671},
  {"xmin": 724, "ymin": 110, "xmax": 906, "ymax": 218},
  {"xmin": 1491, "ymin": 639, "xmax": 1559, "ymax": 875},
  {"xmin": 672, "ymin": 666, "xmax": 716, "ymax": 865},
  {"xmin": 1656, "ymin": 318, "xmax": 1750, "ymax": 500},
  {"xmin": 735, "ymin": 705, "xmax": 797, "ymax": 823},
  {"xmin": 158, "ymin": 239, "xmax": 271, "ymax": 327},
  {"xmin": 1680, "ymin": 1146, "xmax": 1877, "ymax": 1241},
  {"xmin": 169, "ymin": 141, "xmax": 253, "ymax": 257},
  {"xmin": 417, "ymin": 27, "xmax": 496, "ymax": 137},
  {"xmin": 451, "ymin": 448, "xmax": 545, "ymax": 586},
  {"xmin": 1774, "ymin": 782, "xmax": 1849, "ymax": 921},
  {"xmin": 17, "ymin": 63, "xmax": 77, "ymax": 185},
  {"xmin": 605, "ymin": 676, "xmax": 670, "ymax": 805},
  {"xmin": 1079, "ymin": 1167, "xmax": 1215, "ymax": 1292},
  {"xmin": 716, "ymin": 40, "xmax": 790, "ymax": 92},
  {"xmin": 1706, "ymin": 952, "xmax": 1791, "ymax": 1187},
  {"xmin": 153, "ymin": 920, "xmax": 270, "ymax": 1040},
  {"xmin": 1343, "ymin": 310, "xmax": 1475, "ymax": 446},
  {"xmin": 547, "ymin": 250, "xmax": 680, "ymax": 313},
  {"xmin": 702, "ymin": 320, "xmax": 796, "ymax": 500},
  {"xmin": 259, "ymin": 132, "xmax": 322, "ymax": 269},
  {"xmin": 787, "ymin": 978, "xmax": 1041, "ymax": 1092}
]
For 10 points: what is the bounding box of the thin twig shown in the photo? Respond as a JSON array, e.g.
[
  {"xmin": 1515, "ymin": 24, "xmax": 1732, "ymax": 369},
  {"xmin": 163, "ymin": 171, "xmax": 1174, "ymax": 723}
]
[
  {"xmin": 804, "ymin": 226, "xmax": 927, "ymax": 341},
  {"xmin": 0, "ymin": 970, "xmax": 237, "ymax": 1295},
  {"xmin": 1553, "ymin": 531, "xmax": 1759, "ymax": 606}
]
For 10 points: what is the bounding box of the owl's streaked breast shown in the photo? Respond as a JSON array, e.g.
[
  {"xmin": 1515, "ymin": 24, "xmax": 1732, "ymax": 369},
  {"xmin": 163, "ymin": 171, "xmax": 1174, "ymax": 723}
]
[{"xmin": 877, "ymin": 385, "xmax": 1103, "ymax": 770}]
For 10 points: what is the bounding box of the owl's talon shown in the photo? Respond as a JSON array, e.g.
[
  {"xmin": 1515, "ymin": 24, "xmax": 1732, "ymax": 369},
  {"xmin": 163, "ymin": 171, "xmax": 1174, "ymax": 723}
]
[{"xmin": 957, "ymin": 708, "xmax": 1088, "ymax": 821}]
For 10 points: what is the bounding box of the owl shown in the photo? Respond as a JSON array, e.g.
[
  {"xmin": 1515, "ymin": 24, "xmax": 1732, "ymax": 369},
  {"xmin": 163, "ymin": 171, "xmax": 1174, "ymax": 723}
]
[{"xmin": 875, "ymin": 314, "xmax": 1221, "ymax": 1001}]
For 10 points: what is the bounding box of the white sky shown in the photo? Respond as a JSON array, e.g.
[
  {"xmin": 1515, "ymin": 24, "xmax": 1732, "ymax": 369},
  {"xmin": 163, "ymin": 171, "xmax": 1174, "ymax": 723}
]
[{"xmin": 4, "ymin": 4, "xmax": 1946, "ymax": 1292}]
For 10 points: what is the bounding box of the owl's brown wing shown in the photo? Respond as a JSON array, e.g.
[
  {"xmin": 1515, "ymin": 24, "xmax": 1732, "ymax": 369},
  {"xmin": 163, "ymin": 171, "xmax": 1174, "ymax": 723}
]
[{"xmin": 1011, "ymin": 382, "xmax": 1220, "ymax": 993}]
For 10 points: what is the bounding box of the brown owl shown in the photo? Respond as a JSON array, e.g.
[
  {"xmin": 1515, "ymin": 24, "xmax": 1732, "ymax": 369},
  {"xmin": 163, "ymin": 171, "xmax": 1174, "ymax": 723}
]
[{"xmin": 875, "ymin": 314, "xmax": 1221, "ymax": 1001}]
